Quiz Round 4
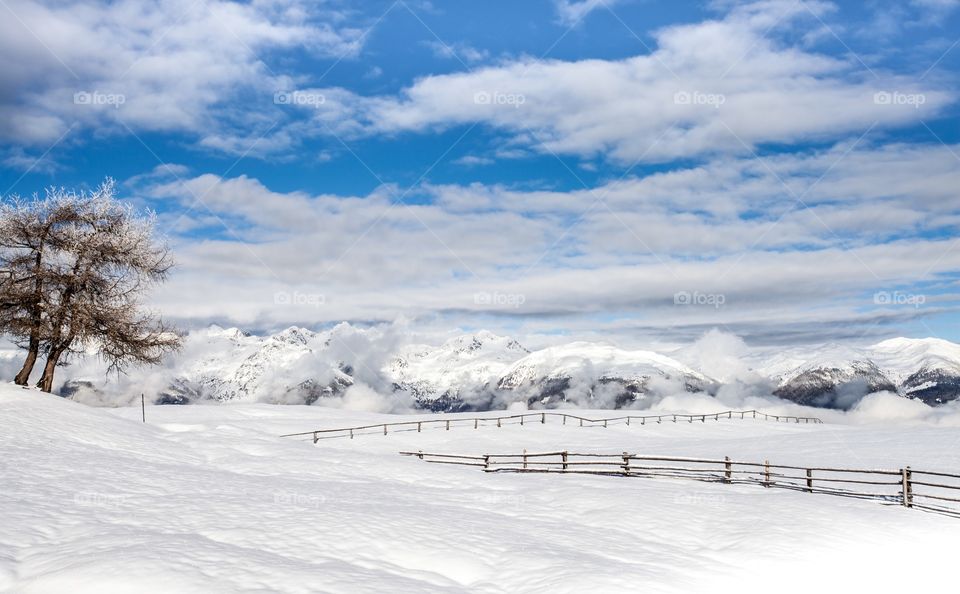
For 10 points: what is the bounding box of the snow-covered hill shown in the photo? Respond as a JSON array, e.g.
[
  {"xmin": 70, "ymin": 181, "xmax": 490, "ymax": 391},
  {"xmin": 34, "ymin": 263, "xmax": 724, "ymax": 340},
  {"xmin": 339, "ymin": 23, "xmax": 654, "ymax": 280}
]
[{"xmin": 2, "ymin": 384, "xmax": 959, "ymax": 593}]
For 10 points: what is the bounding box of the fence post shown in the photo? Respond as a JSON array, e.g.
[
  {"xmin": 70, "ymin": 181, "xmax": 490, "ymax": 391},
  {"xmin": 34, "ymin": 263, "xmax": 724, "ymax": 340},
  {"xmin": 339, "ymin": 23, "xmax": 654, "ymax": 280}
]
[
  {"xmin": 521, "ymin": 415, "xmax": 524, "ymax": 426},
  {"xmin": 764, "ymin": 460, "xmax": 771, "ymax": 487},
  {"xmin": 562, "ymin": 451, "xmax": 569, "ymax": 471},
  {"xmin": 313, "ymin": 432, "xmax": 319, "ymax": 444},
  {"xmin": 563, "ymin": 415, "xmax": 567, "ymax": 425},
  {"xmin": 603, "ymin": 419, "xmax": 608, "ymax": 428},
  {"xmin": 474, "ymin": 419, "xmax": 478, "ymax": 429},
  {"xmin": 350, "ymin": 428, "xmax": 354, "ymax": 439},
  {"xmin": 446, "ymin": 420, "xmax": 450, "ymax": 431},
  {"xmin": 417, "ymin": 422, "xmax": 422, "ymax": 433},
  {"xmin": 626, "ymin": 417, "xmax": 630, "ymax": 426},
  {"xmin": 484, "ymin": 455, "xmax": 490, "ymax": 471},
  {"xmin": 523, "ymin": 449, "xmax": 528, "ymax": 470},
  {"xmin": 724, "ymin": 456, "xmax": 731, "ymax": 483},
  {"xmin": 806, "ymin": 469, "xmax": 813, "ymax": 493},
  {"xmin": 541, "ymin": 413, "xmax": 546, "ymax": 424},
  {"xmin": 902, "ymin": 467, "xmax": 913, "ymax": 508},
  {"xmin": 622, "ymin": 452, "xmax": 631, "ymax": 476},
  {"xmin": 753, "ymin": 411, "xmax": 756, "ymax": 419},
  {"xmin": 580, "ymin": 418, "xmax": 583, "ymax": 427},
  {"xmin": 383, "ymin": 424, "xmax": 387, "ymax": 436},
  {"xmin": 497, "ymin": 418, "xmax": 501, "ymax": 428}
]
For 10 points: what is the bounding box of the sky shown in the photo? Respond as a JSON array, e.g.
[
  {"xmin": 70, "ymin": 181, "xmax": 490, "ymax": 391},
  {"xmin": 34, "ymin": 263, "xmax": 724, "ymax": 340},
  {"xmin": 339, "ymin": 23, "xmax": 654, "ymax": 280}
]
[{"xmin": 1, "ymin": 0, "xmax": 959, "ymax": 348}]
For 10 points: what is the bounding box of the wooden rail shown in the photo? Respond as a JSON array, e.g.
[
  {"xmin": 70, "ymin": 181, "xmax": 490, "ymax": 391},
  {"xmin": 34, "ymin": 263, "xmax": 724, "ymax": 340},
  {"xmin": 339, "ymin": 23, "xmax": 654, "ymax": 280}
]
[
  {"xmin": 279, "ymin": 409, "xmax": 823, "ymax": 442},
  {"xmin": 399, "ymin": 450, "xmax": 960, "ymax": 519}
]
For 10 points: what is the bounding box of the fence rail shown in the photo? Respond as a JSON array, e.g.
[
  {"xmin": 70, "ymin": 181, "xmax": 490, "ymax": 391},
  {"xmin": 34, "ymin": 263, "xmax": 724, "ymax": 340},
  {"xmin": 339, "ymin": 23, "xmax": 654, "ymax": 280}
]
[
  {"xmin": 280, "ymin": 409, "xmax": 823, "ymax": 442},
  {"xmin": 399, "ymin": 450, "xmax": 960, "ymax": 518}
]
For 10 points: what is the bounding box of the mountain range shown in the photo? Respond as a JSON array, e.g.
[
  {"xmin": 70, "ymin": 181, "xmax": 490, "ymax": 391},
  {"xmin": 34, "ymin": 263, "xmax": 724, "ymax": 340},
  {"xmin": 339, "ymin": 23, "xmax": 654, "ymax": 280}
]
[{"xmin": 46, "ymin": 326, "xmax": 960, "ymax": 411}]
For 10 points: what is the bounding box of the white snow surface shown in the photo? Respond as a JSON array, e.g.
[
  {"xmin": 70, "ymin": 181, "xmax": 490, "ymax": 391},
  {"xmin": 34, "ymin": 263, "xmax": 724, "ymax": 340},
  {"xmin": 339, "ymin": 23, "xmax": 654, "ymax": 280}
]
[{"xmin": 2, "ymin": 383, "xmax": 959, "ymax": 593}]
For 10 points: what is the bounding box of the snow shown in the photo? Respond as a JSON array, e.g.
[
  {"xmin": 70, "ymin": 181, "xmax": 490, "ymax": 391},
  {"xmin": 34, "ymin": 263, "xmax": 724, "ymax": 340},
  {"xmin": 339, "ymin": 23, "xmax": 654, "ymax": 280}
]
[{"xmin": 2, "ymin": 383, "xmax": 959, "ymax": 593}]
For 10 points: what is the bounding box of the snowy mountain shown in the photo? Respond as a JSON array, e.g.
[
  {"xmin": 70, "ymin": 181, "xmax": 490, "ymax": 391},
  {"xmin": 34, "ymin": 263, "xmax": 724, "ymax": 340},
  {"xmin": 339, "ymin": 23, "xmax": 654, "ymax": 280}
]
[
  {"xmin": 752, "ymin": 338, "xmax": 960, "ymax": 408},
  {"xmin": 387, "ymin": 331, "xmax": 529, "ymax": 411},
  {"xmin": 21, "ymin": 326, "xmax": 960, "ymax": 411},
  {"xmin": 497, "ymin": 343, "xmax": 711, "ymax": 408}
]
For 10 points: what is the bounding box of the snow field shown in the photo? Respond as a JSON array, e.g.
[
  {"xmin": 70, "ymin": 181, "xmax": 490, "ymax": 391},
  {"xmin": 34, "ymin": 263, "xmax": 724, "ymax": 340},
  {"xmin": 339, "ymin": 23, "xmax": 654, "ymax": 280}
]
[{"xmin": 2, "ymin": 385, "xmax": 959, "ymax": 593}]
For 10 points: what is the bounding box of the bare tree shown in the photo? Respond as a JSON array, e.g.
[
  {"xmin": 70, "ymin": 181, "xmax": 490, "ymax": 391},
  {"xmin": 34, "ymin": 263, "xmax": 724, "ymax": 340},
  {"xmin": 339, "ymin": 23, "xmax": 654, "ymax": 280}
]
[
  {"xmin": 0, "ymin": 191, "xmax": 83, "ymax": 385},
  {"xmin": 1, "ymin": 180, "xmax": 182, "ymax": 392}
]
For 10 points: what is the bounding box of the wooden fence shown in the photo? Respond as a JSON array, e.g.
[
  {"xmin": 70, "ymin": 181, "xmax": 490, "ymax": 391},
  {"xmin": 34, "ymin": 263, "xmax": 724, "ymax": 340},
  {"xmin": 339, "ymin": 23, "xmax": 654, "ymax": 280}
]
[
  {"xmin": 399, "ymin": 450, "xmax": 960, "ymax": 518},
  {"xmin": 280, "ymin": 409, "xmax": 822, "ymax": 443}
]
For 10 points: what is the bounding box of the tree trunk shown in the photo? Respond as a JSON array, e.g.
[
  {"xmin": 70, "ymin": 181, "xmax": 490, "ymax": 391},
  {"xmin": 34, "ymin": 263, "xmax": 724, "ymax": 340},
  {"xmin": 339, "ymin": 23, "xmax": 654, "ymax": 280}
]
[
  {"xmin": 15, "ymin": 251, "xmax": 44, "ymax": 386},
  {"xmin": 13, "ymin": 337, "xmax": 39, "ymax": 385},
  {"xmin": 36, "ymin": 347, "xmax": 64, "ymax": 393}
]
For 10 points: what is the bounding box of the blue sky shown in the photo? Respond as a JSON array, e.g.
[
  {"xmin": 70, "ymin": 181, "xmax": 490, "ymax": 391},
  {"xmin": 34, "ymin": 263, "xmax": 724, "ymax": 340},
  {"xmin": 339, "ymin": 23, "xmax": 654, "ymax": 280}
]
[{"xmin": 2, "ymin": 0, "xmax": 960, "ymax": 347}]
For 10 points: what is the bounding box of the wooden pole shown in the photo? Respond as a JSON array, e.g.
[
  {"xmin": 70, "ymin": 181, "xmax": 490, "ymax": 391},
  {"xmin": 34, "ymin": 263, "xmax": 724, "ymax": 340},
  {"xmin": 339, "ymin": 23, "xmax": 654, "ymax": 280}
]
[
  {"xmin": 724, "ymin": 456, "xmax": 731, "ymax": 483},
  {"xmin": 484, "ymin": 455, "xmax": 490, "ymax": 471},
  {"xmin": 383, "ymin": 424, "xmax": 387, "ymax": 436},
  {"xmin": 764, "ymin": 460, "xmax": 771, "ymax": 487},
  {"xmin": 806, "ymin": 469, "xmax": 813, "ymax": 492},
  {"xmin": 902, "ymin": 467, "xmax": 913, "ymax": 507},
  {"xmin": 350, "ymin": 428, "xmax": 353, "ymax": 439},
  {"xmin": 141, "ymin": 394, "xmax": 145, "ymax": 423},
  {"xmin": 622, "ymin": 452, "xmax": 631, "ymax": 476},
  {"xmin": 523, "ymin": 449, "xmax": 528, "ymax": 470},
  {"xmin": 541, "ymin": 413, "xmax": 546, "ymax": 424},
  {"xmin": 497, "ymin": 418, "xmax": 501, "ymax": 428},
  {"xmin": 417, "ymin": 422, "xmax": 421, "ymax": 433},
  {"xmin": 313, "ymin": 432, "xmax": 318, "ymax": 444},
  {"xmin": 446, "ymin": 420, "xmax": 450, "ymax": 431},
  {"xmin": 562, "ymin": 451, "xmax": 568, "ymax": 471},
  {"xmin": 474, "ymin": 419, "xmax": 478, "ymax": 429}
]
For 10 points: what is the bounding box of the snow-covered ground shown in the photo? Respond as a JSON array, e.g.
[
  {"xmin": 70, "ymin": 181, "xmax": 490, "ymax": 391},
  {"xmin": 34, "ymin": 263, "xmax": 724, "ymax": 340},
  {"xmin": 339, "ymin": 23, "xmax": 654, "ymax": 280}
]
[{"xmin": 2, "ymin": 383, "xmax": 959, "ymax": 593}]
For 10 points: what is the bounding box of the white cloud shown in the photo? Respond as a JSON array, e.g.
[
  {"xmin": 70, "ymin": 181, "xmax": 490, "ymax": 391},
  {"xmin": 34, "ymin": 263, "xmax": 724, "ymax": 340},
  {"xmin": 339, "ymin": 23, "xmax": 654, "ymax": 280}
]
[
  {"xmin": 307, "ymin": 0, "xmax": 953, "ymax": 164},
  {"xmin": 0, "ymin": 0, "xmax": 363, "ymax": 148},
  {"xmin": 132, "ymin": 139, "xmax": 960, "ymax": 343}
]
